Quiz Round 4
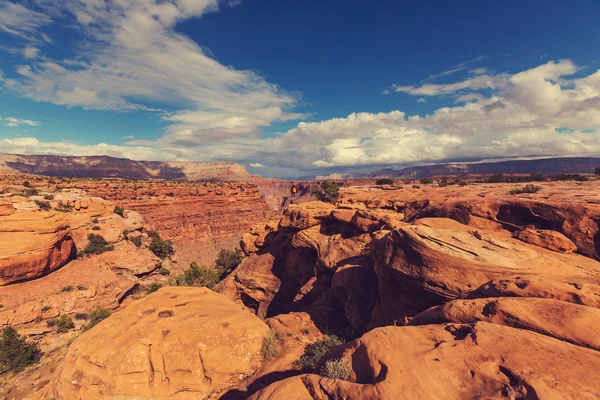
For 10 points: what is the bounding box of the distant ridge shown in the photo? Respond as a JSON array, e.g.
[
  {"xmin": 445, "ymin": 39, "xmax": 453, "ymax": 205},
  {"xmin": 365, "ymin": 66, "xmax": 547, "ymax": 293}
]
[
  {"xmin": 316, "ymin": 157, "xmax": 600, "ymax": 180},
  {"xmin": 0, "ymin": 154, "xmax": 255, "ymax": 181}
]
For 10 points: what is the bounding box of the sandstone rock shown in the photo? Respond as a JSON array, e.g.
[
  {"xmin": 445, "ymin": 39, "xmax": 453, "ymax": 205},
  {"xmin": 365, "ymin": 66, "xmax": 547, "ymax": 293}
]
[
  {"xmin": 53, "ymin": 287, "xmax": 270, "ymax": 399},
  {"xmin": 251, "ymin": 323, "xmax": 600, "ymax": 400},
  {"xmin": 515, "ymin": 227, "xmax": 577, "ymax": 253},
  {"xmin": 410, "ymin": 297, "xmax": 600, "ymax": 351},
  {"xmin": 372, "ymin": 221, "xmax": 600, "ymax": 325},
  {"xmin": 93, "ymin": 241, "xmax": 161, "ymax": 276},
  {"xmin": 350, "ymin": 209, "xmax": 404, "ymax": 232},
  {"xmin": 279, "ymin": 202, "xmax": 335, "ymax": 230}
]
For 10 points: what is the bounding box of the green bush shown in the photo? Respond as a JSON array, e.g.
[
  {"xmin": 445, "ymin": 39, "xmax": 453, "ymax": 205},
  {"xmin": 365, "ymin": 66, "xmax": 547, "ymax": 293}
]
[
  {"xmin": 172, "ymin": 263, "xmax": 220, "ymax": 288},
  {"xmin": 293, "ymin": 335, "xmax": 343, "ymax": 372},
  {"xmin": 313, "ymin": 181, "xmax": 340, "ymax": 203},
  {"xmin": 261, "ymin": 331, "xmax": 280, "ymax": 361},
  {"xmin": 114, "ymin": 205, "xmax": 125, "ymax": 217},
  {"xmin": 321, "ymin": 357, "xmax": 351, "ymax": 380},
  {"xmin": 34, "ymin": 200, "xmax": 51, "ymax": 211},
  {"xmin": 74, "ymin": 313, "xmax": 88, "ymax": 320},
  {"xmin": 508, "ymin": 184, "xmax": 542, "ymax": 195},
  {"xmin": 158, "ymin": 267, "xmax": 171, "ymax": 276},
  {"xmin": 23, "ymin": 181, "xmax": 31, "ymax": 187},
  {"xmin": 0, "ymin": 327, "xmax": 41, "ymax": 374},
  {"xmin": 215, "ymin": 248, "xmax": 244, "ymax": 275},
  {"xmin": 47, "ymin": 315, "xmax": 74, "ymax": 333},
  {"xmin": 130, "ymin": 236, "xmax": 143, "ymax": 248},
  {"xmin": 84, "ymin": 308, "xmax": 111, "ymax": 330},
  {"xmin": 149, "ymin": 233, "xmax": 174, "ymax": 259},
  {"xmin": 375, "ymin": 178, "xmax": 394, "ymax": 186},
  {"xmin": 420, "ymin": 178, "xmax": 433, "ymax": 184},
  {"xmin": 43, "ymin": 194, "xmax": 54, "ymax": 200},
  {"xmin": 22, "ymin": 188, "xmax": 39, "ymax": 197},
  {"xmin": 146, "ymin": 283, "xmax": 162, "ymax": 293},
  {"xmin": 84, "ymin": 234, "xmax": 114, "ymax": 255}
]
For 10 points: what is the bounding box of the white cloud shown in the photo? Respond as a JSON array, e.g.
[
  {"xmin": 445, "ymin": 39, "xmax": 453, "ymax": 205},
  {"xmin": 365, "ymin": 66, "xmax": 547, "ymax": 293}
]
[
  {"xmin": 426, "ymin": 56, "xmax": 488, "ymax": 81},
  {"xmin": 2, "ymin": 0, "xmax": 304, "ymax": 145},
  {"xmin": 21, "ymin": 46, "xmax": 38, "ymax": 59},
  {"xmin": 417, "ymin": 98, "xmax": 426, "ymax": 103},
  {"xmin": 1, "ymin": 117, "xmax": 40, "ymax": 127},
  {"xmin": 0, "ymin": 2, "xmax": 51, "ymax": 40},
  {"xmin": 249, "ymin": 163, "xmax": 266, "ymax": 168}
]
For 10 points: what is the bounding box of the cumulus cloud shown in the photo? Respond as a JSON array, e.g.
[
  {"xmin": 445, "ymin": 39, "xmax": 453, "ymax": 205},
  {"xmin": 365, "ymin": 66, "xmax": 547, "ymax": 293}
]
[
  {"xmin": 1, "ymin": 117, "xmax": 40, "ymax": 127},
  {"xmin": 249, "ymin": 163, "xmax": 266, "ymax": 168},
  {"xmin": 2, "ymin": 0, "xmax": 304, "ymax": 144}
]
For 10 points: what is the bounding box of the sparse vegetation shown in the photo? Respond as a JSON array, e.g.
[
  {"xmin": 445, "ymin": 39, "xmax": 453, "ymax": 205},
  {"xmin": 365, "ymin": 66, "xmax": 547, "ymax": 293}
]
[
  {"xmin": 54, "ymin": 204, "xmax": 72, "ymax": 213},
  {"xmin": 293, "ymin": 335, "xmax": 344, "ymax": 371},
  {"xmin": 172, "ymin": 262, "xmax": 221, "ymax": 288},
  {"xmin": 74, "ymin": 313, "xmax": 88, "ymax": 320},
  {"xmin": 114, "ymin": 205, "xmax": 125, "ymax": 217},
  {"xmin": 215, "ymin": 248, "xmax": 244, "ymax": 276},
  {"xmin": 92, "ymin": 218, "xmax": 99, "ymax": 223},
  {"xmin": 43, "ymin": 194, "xmax": 54, "ymax": 200},
  {"xmin": 34, "ymin": 200, "xmax": 51, "ymax": 210},
  {"xmin": 148, "ymin": 232, "xmax": 174, "ymax": 259},
  {"xmin": 91, "ymin": 225, "xmax": 101, "ymax": 231},
  {"xmin": 130, "ymin": 236, "xmax": 143, "ymax": 248},
  {"xmin": 22, "ymin": 181, "xmax": 31, "ymax": 187},
  {"xmin": 47, "ymin": 315, "xmax": 74, "ymax": 333},
  {"xmin": 146, "ymin": 283, "xmax": 162, "ymax": 293},
  {"xmin": 595, "ymin": 166, "xmax": 600, "ymax": 175},
  {"xmin": 508, "ymin": 184, "xmax": 542, "ymax": 195},
  {"xmin": 376, "ymin": 178, "xmax": 395, "ymax": 186},
  {"xmin": 0, "ymin": 326, "xmax": 41, "ymax": 374},
  {"xmin": 313, "ymin": 181, "xmax": 340, "ymax": 203},
  {"xmin": 61, "ymin": 285, "xmax": 74, "ymax": 292},
  {"xmin": 84, "ymin": 307, "xmax": 111, "ymax": 330},
  {"xmin": 158, "ymin": 266, "xmax": 171, "ymax": 276},
  {"xmin": 84, "ymin": 234, "xmax": 115, "ymax": 255},
  {"xmin": 420, "ymin": 178, "xmax": 433, "ymax": 184},
  {"xmin": 321, "ymin": 357, "xmax": 351, "ymax": 380},
  {"xmin": 22, "ymin": 188, "xmax": 40, "ymax": 197},
  {"xmin": 261, "ymin": 330, "xmax": 280, "ymax": 361}
]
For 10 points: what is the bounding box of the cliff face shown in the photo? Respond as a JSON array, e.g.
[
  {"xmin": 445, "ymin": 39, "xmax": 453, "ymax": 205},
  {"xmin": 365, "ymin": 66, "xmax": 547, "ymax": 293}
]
[{"xmin": 0, "ymin": 154, "xmax": 255, "ymax": 181}]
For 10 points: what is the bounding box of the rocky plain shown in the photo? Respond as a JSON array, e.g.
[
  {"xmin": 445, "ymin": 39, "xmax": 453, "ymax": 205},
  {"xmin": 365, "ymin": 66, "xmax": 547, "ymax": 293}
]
[{"xmin": 1, "ymin": 171, "xmax": 600, "ymax": 399}]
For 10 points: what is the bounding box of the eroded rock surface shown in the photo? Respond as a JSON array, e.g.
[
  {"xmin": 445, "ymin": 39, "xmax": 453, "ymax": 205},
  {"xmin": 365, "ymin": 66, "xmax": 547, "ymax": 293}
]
[{"xmin": 53, "ymin": 287, "xmax": 270, "ymax": 399}]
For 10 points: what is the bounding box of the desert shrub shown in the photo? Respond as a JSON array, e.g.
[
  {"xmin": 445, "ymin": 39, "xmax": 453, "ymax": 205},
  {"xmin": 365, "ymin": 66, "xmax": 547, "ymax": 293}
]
[
  {"xmin": 458, "ymin": 180, "xmax": 468, "ymax": 186},
  {"xmin": 91, "ymin": 225, "xmax": 101, "ymax": 231},
  {"xmin": 596, "ymin": 166, "xmax": 600, "ymax": 175},
  {"xmin": 0, "ymin": 327, "xmax": 41, "ymax": 374},
  {"xmin": 321, "ymin": 357, "xmax": 351, "ymax": 380},
  {"xmin": 487, "ymin": 173, "xmax": 507, "ymax": 183},
  {"xmin": 61, "ymin": 285, "xmax": 74, "ymax": 292},
  {"xmin": 84, "ymin": 234, "xmax": 114, "ymax": 255},
  {"xmin": 420, "ymin": 178, "xmax": 433, "ymax": 184},
  {"xmin": 508, "ymin": 184, "xmax": 542, "ymax": 195},
  {"xmin": 149, "ymin": 233, "xmax": 174, "ymax": 259},
  {"xmin": 84, "ymin": 308, "xmax": 111, "ymax": 330},
  {"xmin": 130, "ymin": 236, "xmax": 143, "ymax": 248},
  {"xmin": 146, "ymin": 283, "xmax": 162, "ymax": 293},
  {"xmin": 54, "ymin": 204, "xmax": 72, "ymax": 213},
  {"xmin": 48, "ymin": 315, "xmax": 74, "ymax": 333},
  {"xmin": 74, "ymin": 313, "xmax": 88, "ymax": 320},
  {"xmin": 158, "ymin": 266, "xmax": 171, "ymax": 276},
  {"xmin": 23, "ymin": 181, "xmax": 31, "ymax": 187},
  {"xmin": 43, "ymin": 194, "xmax": 54, "ymax": 200},
  {"xmin": 551, "ymin": 173, "xmax": 588, "ymax": 182},
  {"xmin": 172, "ymin": 263, "xmax": 220, "ymax": 288},
  {"xmin": 293, "ymin": 335, "xmax": 343, "ymax": 372},
  {"xmin": 215, "ymin": 248, "xmax": 244, "ymax": 276},
  {"xmin": 375, "ymin": 178, "xmax": 394, "ymax": 186},
  {"xmin": 114, "ymin": 205, "xmax": 125, "ymax": 217},
  {"xmin": 412, "ymin": 184, "xmax": 421, "ymax": 189},
  {"xmin": 92, "ymin": 218, "xmax": 99, "ymax": 223},
  {"xmin": 77, "ymin": 285, "xmax": 87, "ymax": 290},
  {"xmin": 313, "ymin": 181, "xmax": 340, "ymax": 203},
  {"xmin": 48, "ymin": 179, "xmax": 56, "ymax": 185},
  {"xmin": 22, "ymin": 188, "xmax": 39, "ymax": 197},
  {"xmin": 261, "ymin": 331, "xmax": 280, "ymax": 361},
  {"xmin": 34, "ymin": 200, "xmax": 51, "ymax": 210}
]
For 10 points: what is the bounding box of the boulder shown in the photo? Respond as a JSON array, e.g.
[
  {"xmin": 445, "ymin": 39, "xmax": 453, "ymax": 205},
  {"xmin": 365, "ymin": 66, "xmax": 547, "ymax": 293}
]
[
  {"xmin": 410, "ymin": 297, "xmax": 600, "ymax": 351},
  {"xmin": 515, "ymin": 227, "xmax": 577, "ymax": 253},
  {"xmin": 279, "ymin": 202, "xmax": 335, "ymax": 230},
  {"xmin": 53, "ymin": 287, "xmax": 270, "ymax": 399},
  {"xmin": 250, "ymin": 323, "xmax": 600, "ymax": 400}
]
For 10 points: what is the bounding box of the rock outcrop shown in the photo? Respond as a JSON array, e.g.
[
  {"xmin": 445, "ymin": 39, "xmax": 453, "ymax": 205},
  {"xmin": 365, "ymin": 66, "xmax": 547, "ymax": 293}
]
[{"xmin": 53, "ymin": 287, "xmax": 270, "ymax": 399}]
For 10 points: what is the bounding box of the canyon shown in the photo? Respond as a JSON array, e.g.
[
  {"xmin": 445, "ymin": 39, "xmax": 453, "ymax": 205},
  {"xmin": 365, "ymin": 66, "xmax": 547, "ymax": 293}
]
[{"xmin": 1, "ymin": 173, "xmax": 600, "ymax": 399}]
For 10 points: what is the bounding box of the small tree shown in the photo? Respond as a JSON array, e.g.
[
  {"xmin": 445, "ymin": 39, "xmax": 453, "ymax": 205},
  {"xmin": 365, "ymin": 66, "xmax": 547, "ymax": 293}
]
[
  {"xmin": 114, "ymin": 205, "xmax": 125, "ymax": 217},
  {"xmin": 149, "ymin": 232, "xmax": 174, "ymax": 259},
  {"xmin": 172, "ymin": 263, "xmax": 221, "ymax": 288},
  {"xmin": 313, "ymin": 181, "xmax": 340, "ymax": 203},
  {"xmin": 293, "ymin": 335, "xmax": 343, "ymax": 372},
  {"xmin": 215, "ymin": 248, "xmax": 244, "ymax": 276},
  {"xmin": 0, "ymin": 327, "xmax": 41, "ymax": 374}
]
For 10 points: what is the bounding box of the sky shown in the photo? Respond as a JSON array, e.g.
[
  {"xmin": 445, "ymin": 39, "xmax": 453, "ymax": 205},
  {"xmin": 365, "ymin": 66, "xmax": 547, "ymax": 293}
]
[{"xmin": 0, "ymin": 0, "xmax": 599, "ymax": 178}]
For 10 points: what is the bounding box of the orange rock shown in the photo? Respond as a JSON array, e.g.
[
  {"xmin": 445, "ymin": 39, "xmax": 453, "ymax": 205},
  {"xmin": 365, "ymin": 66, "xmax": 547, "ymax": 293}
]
[
  {"xmin": 515, "ymin": 227, "xmax": 577, "ymax": 253},
  {"xmin": 53, "ymin": 287, "xmax": 270, "ymax": 399},
  {"xmin": 251, "ymin": 323, "xmax": 600, "ymax": 399}
]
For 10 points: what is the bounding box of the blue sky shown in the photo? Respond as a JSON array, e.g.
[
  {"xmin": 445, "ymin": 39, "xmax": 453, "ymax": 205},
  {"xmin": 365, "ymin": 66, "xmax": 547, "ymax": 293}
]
[{"xmin": 0, "ymin": 0, "xmax": 599, "ymax": 177}]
